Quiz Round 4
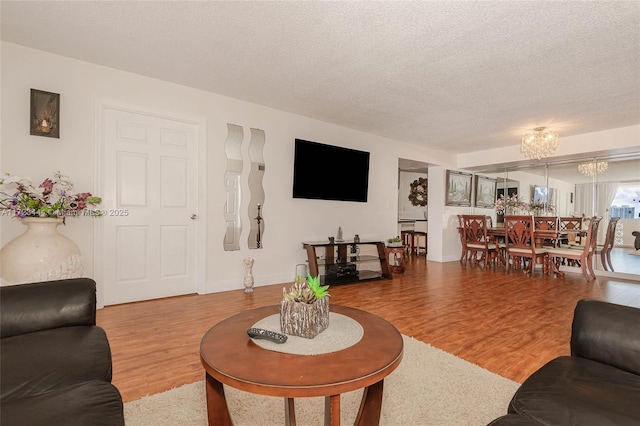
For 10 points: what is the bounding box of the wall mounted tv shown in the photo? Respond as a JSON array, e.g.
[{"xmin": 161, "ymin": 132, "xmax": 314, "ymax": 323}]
[{"xmin": 292, "ymin": 139, "xmax": 370, "ymax": 202}]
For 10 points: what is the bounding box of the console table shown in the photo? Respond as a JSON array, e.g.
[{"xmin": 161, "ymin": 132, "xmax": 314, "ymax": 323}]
[{"xmin": 302, "ymin": 240, "xmax": 392, "ymax": 284}]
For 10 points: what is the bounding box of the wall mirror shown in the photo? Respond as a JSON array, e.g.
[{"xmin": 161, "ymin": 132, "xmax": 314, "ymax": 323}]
[
  {"xmin": 223, "ymin": 124, "xmax": 243, "ymax": 251},
  {"xmin": 247, "ymin": 128, "xmax": 265, "ymax": 249},
  {"xmin": 495, "ymin": 173, "xmax": 519, "ymax": 225},
  {"xmin": 475, "ymin": 151, "xmax": 640, "ymax": 280}
]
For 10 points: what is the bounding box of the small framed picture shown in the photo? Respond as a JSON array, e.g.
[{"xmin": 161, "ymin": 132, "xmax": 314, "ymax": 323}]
[
  {"xmin": 30, "ymin": 89, "xmax": 60, "ymax": 138},
  {"xmin": 474, "ymin": 175, "xmax": 497, "ymax": 208},
  {"xmin": 445, "ymin": 170, "xmax": 472, "ymax": 206}
]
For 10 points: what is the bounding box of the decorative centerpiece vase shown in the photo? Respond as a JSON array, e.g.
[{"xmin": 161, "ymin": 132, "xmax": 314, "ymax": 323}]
[
  {"xmin": 0, "ymin": 217, "xmax": 83, "ymax": 285},
  {"xmin": 280, "ymin": 275, "xmax": 330, "ymax": 339}
]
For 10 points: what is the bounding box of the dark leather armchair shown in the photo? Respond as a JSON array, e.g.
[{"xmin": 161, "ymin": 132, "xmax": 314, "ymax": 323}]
[
  {"xmin": 489, "ymin": 299, "xmax": 640, "ymax": 425},
  {"xmin": 1, "ymin": 278, "xmax": 124, "ymax": 426}
]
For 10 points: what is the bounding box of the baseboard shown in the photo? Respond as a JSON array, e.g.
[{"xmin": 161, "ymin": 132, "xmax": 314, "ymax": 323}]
[{"xmin": 201, "ymin": 272, "xmax": 293, "ymax": 294}]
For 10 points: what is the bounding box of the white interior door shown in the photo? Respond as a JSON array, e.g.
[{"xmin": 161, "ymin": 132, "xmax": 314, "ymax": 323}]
[{"xmin": 100, "ymin": 107, "xmax": 199, "ymax": 305}]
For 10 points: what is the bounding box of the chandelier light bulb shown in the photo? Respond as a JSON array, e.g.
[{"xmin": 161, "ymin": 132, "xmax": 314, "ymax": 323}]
[
  {"xmin": 578, "ymin": 161, "xmax": 608, "ymax": 177},
  {"xmin": 521, "ymin": 127, "xmax": 559, "ymax": 160}
]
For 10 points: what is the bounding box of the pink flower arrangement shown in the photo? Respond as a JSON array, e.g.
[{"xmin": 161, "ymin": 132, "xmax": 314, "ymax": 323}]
[
  {"xmin": 495, "ymin": 194, "xmax": 525, "ymax": 214},
  {"xmin": 0, "ymin": 171, "xmax": 101, "ymax": 218},
  {"xmin": 495, "ymin": 194, "xmax": 556, "ymax": 215}
]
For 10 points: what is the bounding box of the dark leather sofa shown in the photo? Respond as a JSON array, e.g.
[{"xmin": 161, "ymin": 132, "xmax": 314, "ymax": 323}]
[
  {"xmin": 1, "ymin": 278, "xmax": 125, "ymax": 426},
  {"xmin": 489, "ymin": 299, "xmax": 640, "ymax": 425}
]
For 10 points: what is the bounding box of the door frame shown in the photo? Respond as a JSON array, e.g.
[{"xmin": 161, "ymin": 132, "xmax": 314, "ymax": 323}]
[{"xmin": 94, "ymin": 100, "xmax": 207, "ymax": 308}]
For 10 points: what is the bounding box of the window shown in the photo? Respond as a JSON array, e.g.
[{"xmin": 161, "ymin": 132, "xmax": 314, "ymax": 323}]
[{"xmin": 610, "ymin": 184, "xmax": 640, "ymax": 219}]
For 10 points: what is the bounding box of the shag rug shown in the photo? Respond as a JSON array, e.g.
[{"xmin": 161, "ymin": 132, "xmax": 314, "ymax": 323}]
[{"xmin": 124, "ymin": 335, "xmax": 519, "ymax": 425}]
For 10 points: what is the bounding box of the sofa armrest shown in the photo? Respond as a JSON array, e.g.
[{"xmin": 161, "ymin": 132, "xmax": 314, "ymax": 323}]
[
  {"xmin": 0, "ymin": 278, "xmax": 97, "ymax": 338},
  {"xmin": 570, "ymin": 299, "xmax": 640, "ymax": 375}
]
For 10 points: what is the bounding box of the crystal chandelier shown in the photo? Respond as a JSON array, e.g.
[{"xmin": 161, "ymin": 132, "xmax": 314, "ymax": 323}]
[
  {"xmin": 521, "ymin": 127, "xmax": 559, "ymax": 160},
  {"xmin": 578, "ymin": 161, "xmax": 608, "ymax": 177}
]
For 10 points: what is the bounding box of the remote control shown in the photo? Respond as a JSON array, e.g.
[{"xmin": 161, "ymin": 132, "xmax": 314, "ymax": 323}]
[{"xmin": 247, "ymin": 328, "xmax": 288, "ymax": 344}]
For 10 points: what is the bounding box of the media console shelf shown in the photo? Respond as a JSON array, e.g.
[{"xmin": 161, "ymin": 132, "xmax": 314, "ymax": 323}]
[{"xmin": 302, "ymin": 240, "xmax": 392, "ymax": 284}]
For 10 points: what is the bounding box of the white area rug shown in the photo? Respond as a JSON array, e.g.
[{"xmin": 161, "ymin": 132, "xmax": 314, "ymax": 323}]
[{"xmin": 124, "ymin": 335, "xmax": 519, "ymax": 425}]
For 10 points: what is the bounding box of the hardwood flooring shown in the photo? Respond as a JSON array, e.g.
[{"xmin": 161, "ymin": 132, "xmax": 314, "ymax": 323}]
[
  {"xmin": 597, "ymin": 247, "xmax": 640, "ymax": 275},
  {"xmin": 96, "ymin": 255, "xmax": 640, "ymax": 403}
]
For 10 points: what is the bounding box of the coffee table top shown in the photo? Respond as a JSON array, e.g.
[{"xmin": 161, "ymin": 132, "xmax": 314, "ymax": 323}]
[{"xmin": 200, "ymin": 304, "xmax": 403, "ymax": 398}]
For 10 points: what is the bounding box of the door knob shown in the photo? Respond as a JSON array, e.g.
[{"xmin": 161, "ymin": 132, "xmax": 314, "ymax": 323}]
[{"xmin": 191, "ymin": 214, "xmax": 198, "ymax": 220}]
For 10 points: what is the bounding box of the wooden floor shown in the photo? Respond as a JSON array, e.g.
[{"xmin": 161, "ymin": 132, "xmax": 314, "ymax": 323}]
[
  {"xmin": 97, "ymin": 255, "xmax": 640, "ymax": 403},
  {"xmin": 598, "ymin": 247, "xmax": 640, "ymax": 275}
]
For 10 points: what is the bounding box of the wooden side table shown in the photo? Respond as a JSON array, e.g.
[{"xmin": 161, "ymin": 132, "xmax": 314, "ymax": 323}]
[{"xmin": 386, "ymin": 247, "xmax": 406, "ymax": 273}]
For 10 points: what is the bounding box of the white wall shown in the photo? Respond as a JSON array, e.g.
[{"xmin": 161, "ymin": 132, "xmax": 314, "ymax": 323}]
[
  {"xmin": 1, "ymin": 42, "xmax": 455, "ymax": 302},
  {"xmin": 428, "ymin": 166, "xmax": 471, "ymax": 262},
  {"xmin": 3, "ymin": 43, "xmax": 637, "ymax": 300}
]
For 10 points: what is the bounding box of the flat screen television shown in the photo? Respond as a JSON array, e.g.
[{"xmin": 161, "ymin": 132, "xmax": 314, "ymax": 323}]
[{"xmin": 292, "ymin": 139, "xmax": 370, "ymax": 202}]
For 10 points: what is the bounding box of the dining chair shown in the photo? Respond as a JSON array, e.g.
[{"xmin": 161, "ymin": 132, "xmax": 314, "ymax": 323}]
[
  {"xmin": 547, "ymin": 216, "xmax": 602, "ymax": 281},
  {"xmin": 457, "ymin": 215, "xmax": 467, "ymax": 263},
  {"xmin": 461, "ymin": 215, "xmax": 500, "ymax": 269},
  {"xmin": 595, "ymin": 217, "xmax": 620, "ymax": 272},
  {"xmin": 504, "ymin": 215, "xmax": 548, "ymax": 276},
  {"xmin": 400, "ymin": 230, "xmax": 414, "ymax": 254},
  {"xmin": 534, "ymin": 216, "xmax": 561, "ymax": 247},
  {"xmin": 559, "ymin": 217, "xmax": 584, "ymax": 246},
  {"xmin": 412, "ymin": 220, "xmax": 427, "ymax": 255}
]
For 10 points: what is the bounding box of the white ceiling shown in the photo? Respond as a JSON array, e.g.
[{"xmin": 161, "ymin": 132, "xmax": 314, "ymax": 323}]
[{"xmin": 1, "ymin": 1, "xmax": 639, "ymax": 155}]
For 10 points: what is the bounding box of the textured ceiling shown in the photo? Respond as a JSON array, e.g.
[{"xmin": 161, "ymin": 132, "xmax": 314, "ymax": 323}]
[{"xmin": 1, "ymin": 1, "xmax": 639, "ymax": 154}]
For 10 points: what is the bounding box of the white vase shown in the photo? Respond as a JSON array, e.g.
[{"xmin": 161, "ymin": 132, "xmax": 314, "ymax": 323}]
[
  {"xmin": 243, "ymin": 257, "xmax": 255, "ymax": 293},
  {"xmin": 0, "ymin": 217, "xmax": 83, "ymax": 285}
]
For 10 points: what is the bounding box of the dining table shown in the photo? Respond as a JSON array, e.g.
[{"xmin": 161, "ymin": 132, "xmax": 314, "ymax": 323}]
[{"xmin": 487, "ymin": 227, "xmax": 567, "ymax": 249}]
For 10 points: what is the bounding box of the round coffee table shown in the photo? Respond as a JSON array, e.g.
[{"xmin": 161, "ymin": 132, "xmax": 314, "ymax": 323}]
[{"xmin": 200, "ymin": 304, "xmax": 403, "ymax": 426}]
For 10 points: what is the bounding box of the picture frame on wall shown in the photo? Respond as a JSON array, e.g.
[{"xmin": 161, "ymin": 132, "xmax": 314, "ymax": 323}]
[
  {"xmin": 497, "ymin": 187, "xmax": 519, "ymax": 199},
  {"xmin": 30, "ymin": 89, "xmax": 60, "ymax": 138},
  {"xmin": 474, "ymin": 175, "xmax": 497, "ymax": 208},
  {"xmin": 445, "ymin": 170, "xmax": 472, "ymax": 206}
]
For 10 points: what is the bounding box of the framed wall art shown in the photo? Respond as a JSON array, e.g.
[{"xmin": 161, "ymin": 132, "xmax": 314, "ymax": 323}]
[
  {"xmin": 445, "ymin": 170, "xmax": 472, "ymax": 206},
  {"xmin": 30, "ymin": 89, "xmax": 60, "ymax": 138},
  {"xmin": 474, "ymin": 175, "xmax": 497, "ymax": 208},
  {"xmin": 497, "ymin": 187, "xmax": 519, "ymax": 199}
]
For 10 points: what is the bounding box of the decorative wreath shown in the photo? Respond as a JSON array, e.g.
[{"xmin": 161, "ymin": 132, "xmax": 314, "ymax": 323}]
[{"xmin": 408, "ymin": 177, "xmax": 428, "ymax": 206}]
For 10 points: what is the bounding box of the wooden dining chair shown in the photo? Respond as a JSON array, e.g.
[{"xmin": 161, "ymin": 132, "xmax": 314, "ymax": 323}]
[
  {"xmin": 461, "ymin": 215, "xmax": 501, "ymax": 269},
  {"xmin": 595, "ymin": 217, "xmax": 620, "ymax": 272},
  {"xmin": 534, "ymin": 216, "xmax": 560, "ymax": 247},
  {"xmin": 547, "ymin": 216, "xmax": 602, "ymax": 281},
  {"xmin": 457, "ymin": 215, "xmax": 467, "ymax": 263},
  {"xmin": 559, "ymin": 217, "xmax": 584, "ymax": 246},
  {"xmin": 504, "ymin": 215, "xmax": 548, "ymax": 276},
  {"xmin": 412, "ymin": 220, "xmax": 427, "ymax": 255}
]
